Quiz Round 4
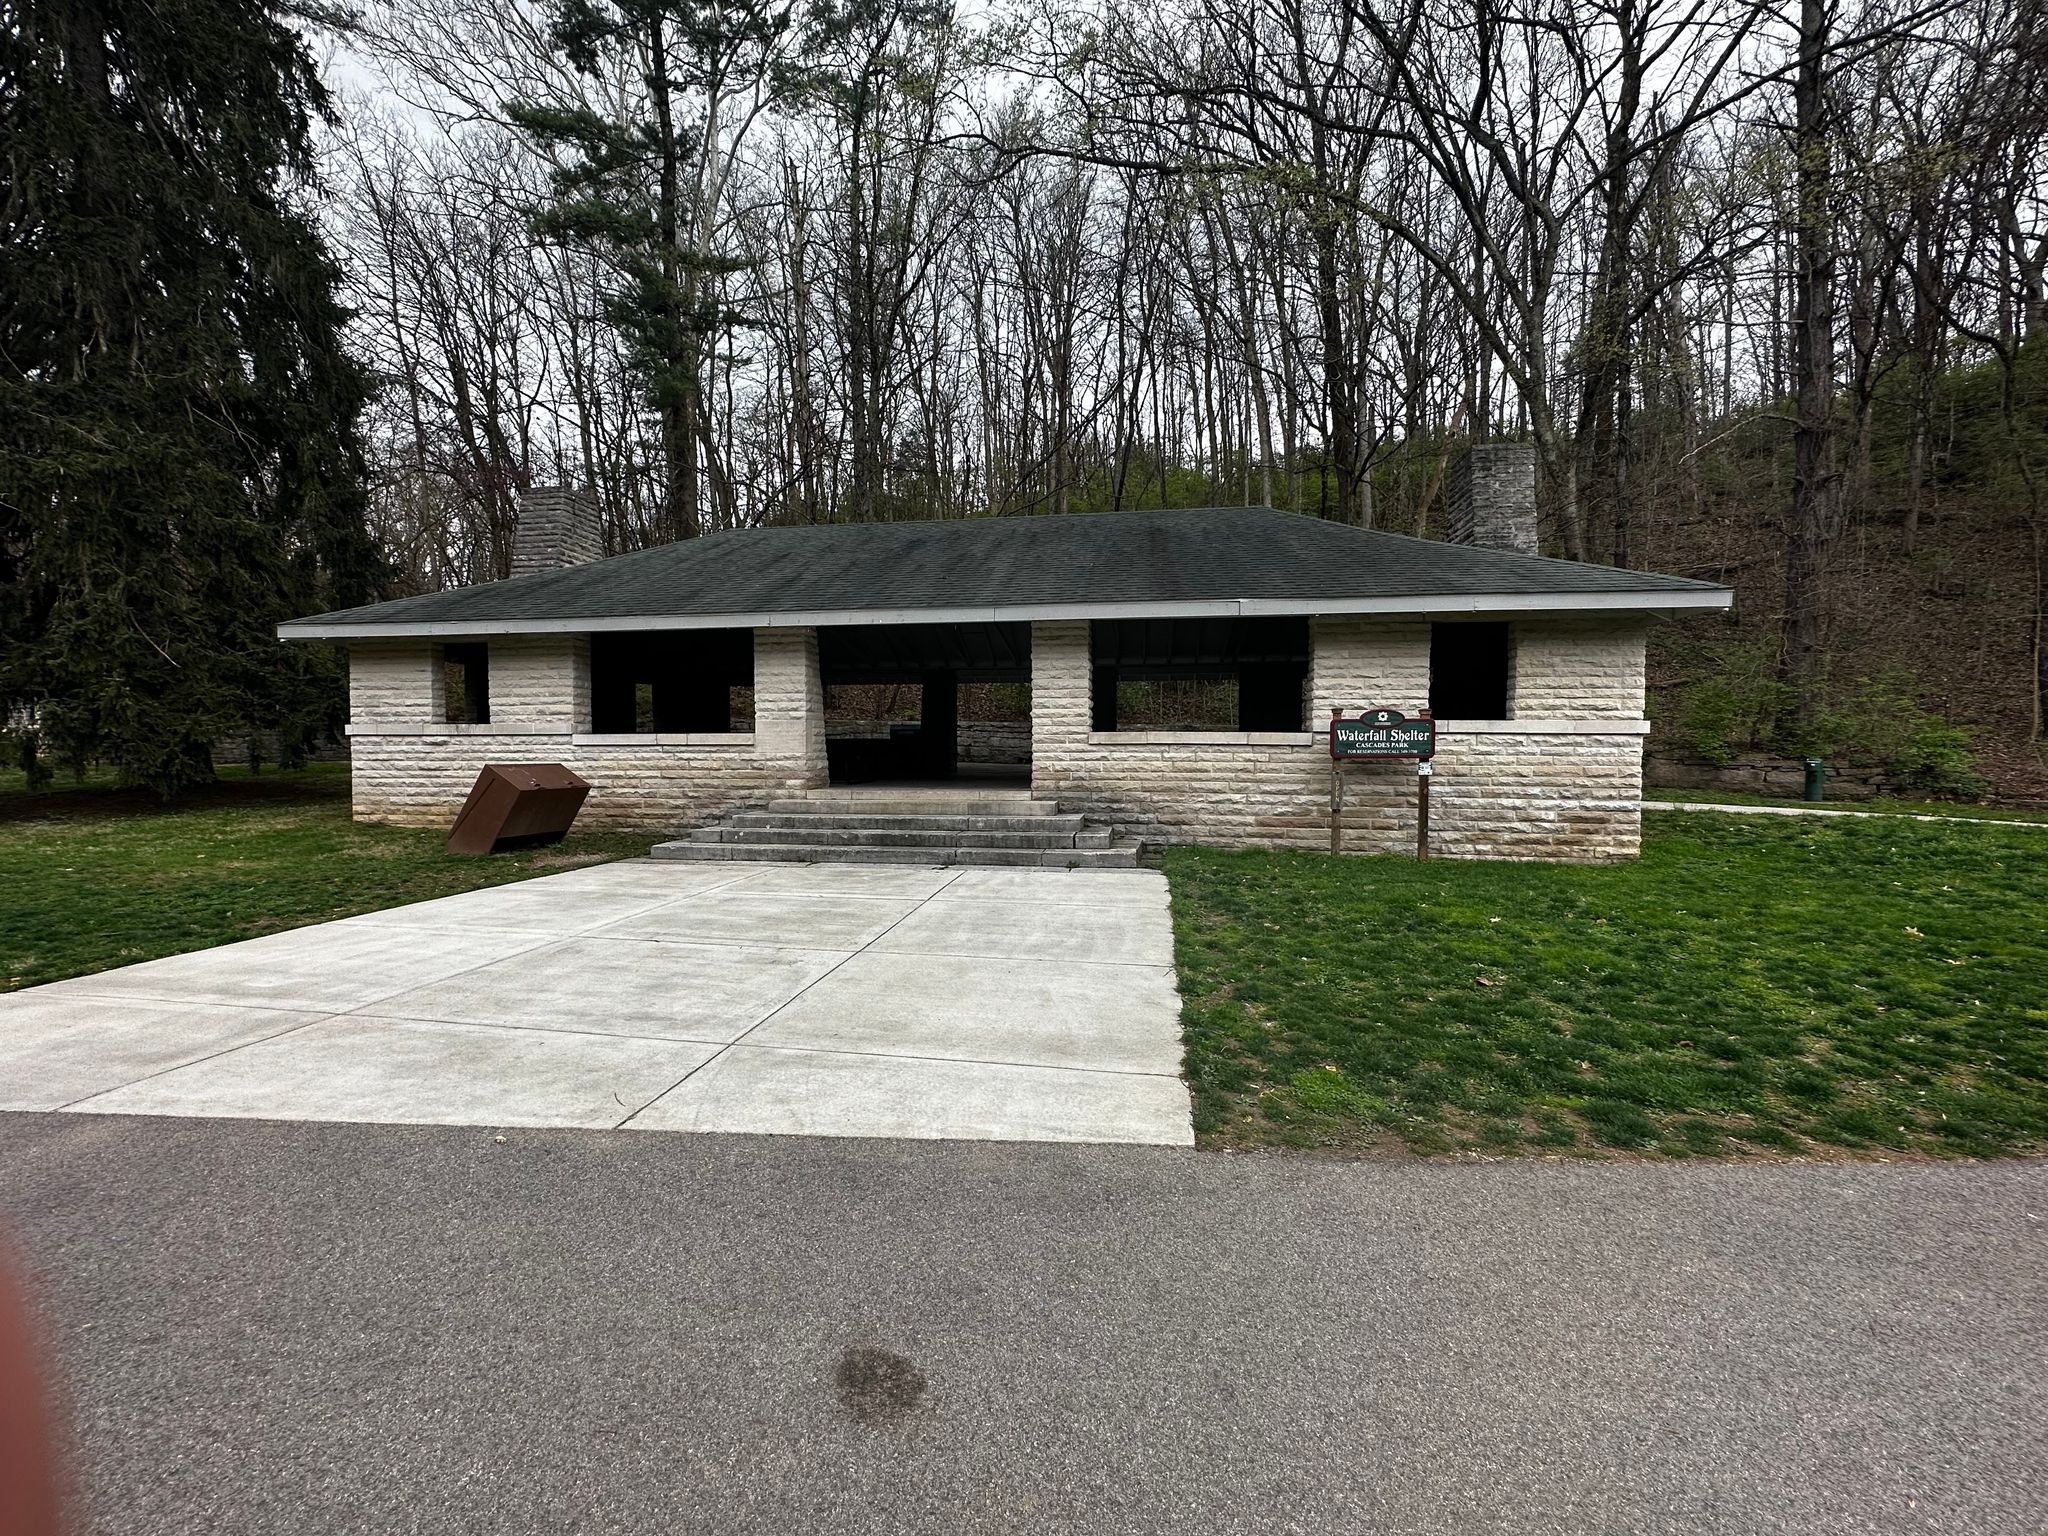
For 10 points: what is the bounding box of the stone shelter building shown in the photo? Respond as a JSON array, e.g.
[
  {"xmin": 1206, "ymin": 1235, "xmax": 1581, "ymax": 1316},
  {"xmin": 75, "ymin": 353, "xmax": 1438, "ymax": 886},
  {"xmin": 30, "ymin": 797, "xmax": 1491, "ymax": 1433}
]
[{"xmin": 281, "ymin": 448, "xmax": 1732, "ymax": 862}]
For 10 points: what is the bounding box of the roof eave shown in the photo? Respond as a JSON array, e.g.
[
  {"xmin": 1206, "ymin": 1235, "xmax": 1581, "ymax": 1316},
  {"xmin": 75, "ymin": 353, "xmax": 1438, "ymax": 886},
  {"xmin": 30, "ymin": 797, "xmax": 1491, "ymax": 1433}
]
[{"xmin": 277, "ymin": 587, "xmax": 1734, "ymax": 641}]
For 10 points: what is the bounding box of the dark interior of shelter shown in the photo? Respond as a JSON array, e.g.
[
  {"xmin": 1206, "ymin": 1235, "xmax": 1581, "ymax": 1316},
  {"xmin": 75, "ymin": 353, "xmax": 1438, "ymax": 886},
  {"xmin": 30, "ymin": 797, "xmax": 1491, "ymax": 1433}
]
[
  {"xmin": 589, "ymin": 628, "xmax": 755, "ymax": 735},
  {"xmin": 1427, "ymin": 622, "xmax": 1512, "ymax": 720},
  {"xmin": 1091, "ymin": 618, "xmax": 1310, "ymax": 734},
  {"xmin": 819, "ymin": 622, "xmax": 1032, "ymax": 785},
  {"xmin": 582, "ymin": 617, "xmax": 1337, "ymax": 785},
  {"xmin": 543, "ymin": 615, "xmax": 1515, "ymax": 786}
]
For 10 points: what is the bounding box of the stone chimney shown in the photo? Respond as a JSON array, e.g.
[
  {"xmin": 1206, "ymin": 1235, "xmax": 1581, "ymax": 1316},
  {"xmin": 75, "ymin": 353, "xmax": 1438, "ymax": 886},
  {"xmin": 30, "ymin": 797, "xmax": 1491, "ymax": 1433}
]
[
  {"xmin": 1447, "ymin": 443, "xmax": 1539, "ymax": 556},
  {"xmin": 511, "ymin": 485, "xmax": 604, "ymax": 576}
]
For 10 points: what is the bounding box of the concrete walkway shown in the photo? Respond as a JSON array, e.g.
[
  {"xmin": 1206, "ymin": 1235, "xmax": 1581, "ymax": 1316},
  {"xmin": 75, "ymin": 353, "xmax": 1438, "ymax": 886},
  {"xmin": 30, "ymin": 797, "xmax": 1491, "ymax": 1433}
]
[{"xmin": 0, "ymin": 861, "xmax": 1192, "ymax": 1145}]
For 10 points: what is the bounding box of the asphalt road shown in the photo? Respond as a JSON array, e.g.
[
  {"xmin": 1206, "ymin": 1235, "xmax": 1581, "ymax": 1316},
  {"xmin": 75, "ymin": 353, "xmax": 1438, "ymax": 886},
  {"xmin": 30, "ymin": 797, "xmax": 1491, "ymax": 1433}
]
[{"xmin": 0, "ymin": 1113, "xmax": 2041, "ymax": 1536}]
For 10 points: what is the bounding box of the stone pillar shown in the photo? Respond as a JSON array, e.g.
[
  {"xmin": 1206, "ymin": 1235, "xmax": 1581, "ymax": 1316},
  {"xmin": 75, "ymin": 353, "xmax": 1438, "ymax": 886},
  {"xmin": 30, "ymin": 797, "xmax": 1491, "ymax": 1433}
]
[
  {"xmin": 482, "ymin": 635, "xmax": 586, "ymax": 729},
  {"xmin": 917, "ymin": 668, "xmax": 958, "ymax": 778},
  {"xmin": 753, "ymin": 627, "xmax": 826, "ymax": 789},
  {"xmin": 348, "ymin": 640, "xmax": 437, "ymax": 725},
  {"xmin": 1029, "ymin": 620, "xmax": 1090, "ymax": 796},
  {"xmin": 1507, "ymin": 616, "xmax": 1648, "ymax": 719},
  {"xmin": 1447, "ymin": 443, "xmax": 1539, "ymax": 556},
  {"xmin": 511, "ymin": 485, "xmax": 604, "ymax": 575},
  {"xmin": 1309, "ymin": 617, "xmax": 1431, "ymax": 729}
]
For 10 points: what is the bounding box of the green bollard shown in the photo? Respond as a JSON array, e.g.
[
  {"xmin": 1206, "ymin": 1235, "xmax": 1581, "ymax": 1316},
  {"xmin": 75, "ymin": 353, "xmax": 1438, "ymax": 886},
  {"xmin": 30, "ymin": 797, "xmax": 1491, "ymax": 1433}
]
[{"xmin": 1803, "ymin": 756, "xmax": 1825, "ymax": 802}]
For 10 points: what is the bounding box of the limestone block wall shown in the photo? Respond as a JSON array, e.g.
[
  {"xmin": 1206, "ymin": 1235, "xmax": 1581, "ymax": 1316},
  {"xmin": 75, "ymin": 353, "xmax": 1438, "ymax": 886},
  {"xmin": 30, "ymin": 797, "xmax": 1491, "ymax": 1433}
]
[
  {"xmin": 347, "ymin": 730, "xmax": 784, "ymax": 831},
  {"xmin": 1428, "ymin": 725, "xmax": 1645, "ymax": 860},
  {"xmin": 1509, "ymin": 615, "xmax": 1646, "ymax": 718},
  {"xmin": 348, "ymin": 641, "xmax": 430, "ymax": 722},
  {"xmin": 1309, "ymin": 615, "xmax": 1431, "ymax": 725},
  {"xmin": 344, "ymin": 614, "xmax": 1650, "ymax": 858},
  {"xmin": 751, "ymin": 626, "xmax": 828, "ymax": 789},
  {"xmin": 344, "ymin": 627, "xmax": 824, "ymax": 831},
  {"xmin": 478, "ymin": 635, "xmax": 589, "ymax": 727},
  {"xmin": 1030, "ymin": 615, "xmax": 1648, "ymax": 862}
]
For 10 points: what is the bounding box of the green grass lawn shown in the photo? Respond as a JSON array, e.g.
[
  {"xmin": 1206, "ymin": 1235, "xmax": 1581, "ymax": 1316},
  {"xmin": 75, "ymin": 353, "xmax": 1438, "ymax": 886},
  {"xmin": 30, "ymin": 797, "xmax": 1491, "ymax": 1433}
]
[
  {"xmin": 10, "ymin": 766, "xmax": 2045, "ymax": 1163},
  {"xmin": 1643, "ymin": 787, "xmax": 2048, "ymax": 824},
  {"xmin": 1167, "ymin": 812, "xmax": 2048, "ymax": 1159},
  {"xmin": 1, "ymin": 763, "xmax": 649, "ymax": 991}
]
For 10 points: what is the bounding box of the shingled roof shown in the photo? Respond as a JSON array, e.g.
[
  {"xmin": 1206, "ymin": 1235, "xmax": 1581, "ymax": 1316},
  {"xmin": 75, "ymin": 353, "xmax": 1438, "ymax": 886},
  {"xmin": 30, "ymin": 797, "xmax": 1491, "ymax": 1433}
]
[{"xmin": 280, "ymin": 505, "xmax": 1731, "ymax": 639}]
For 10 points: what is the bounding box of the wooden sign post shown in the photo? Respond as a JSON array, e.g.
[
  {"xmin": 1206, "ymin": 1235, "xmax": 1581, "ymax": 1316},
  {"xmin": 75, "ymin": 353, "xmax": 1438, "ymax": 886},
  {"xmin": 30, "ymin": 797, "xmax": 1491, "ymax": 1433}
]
[
  {"xmin": 1328, "ymin": 707, "xmax": 1437, "ymax": 858},
  {"xmin": 1416, "ymin": 759, "xmax": 1432, "ymax": 860},
  {"xmin": 1329, "ymin": 709, "xmax": 1344, "ymax": 855}
]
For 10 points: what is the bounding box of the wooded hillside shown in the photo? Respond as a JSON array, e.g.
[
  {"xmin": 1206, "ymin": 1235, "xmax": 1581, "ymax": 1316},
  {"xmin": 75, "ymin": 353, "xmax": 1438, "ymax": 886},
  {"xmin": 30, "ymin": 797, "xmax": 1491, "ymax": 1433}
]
[
  {"xmin": 5, "ymin": 0, "xmax": 2044, "ymax": 795},
  {"xmin": 327, "ymin": 0, "xmax": 2046, "ymax": 796}
]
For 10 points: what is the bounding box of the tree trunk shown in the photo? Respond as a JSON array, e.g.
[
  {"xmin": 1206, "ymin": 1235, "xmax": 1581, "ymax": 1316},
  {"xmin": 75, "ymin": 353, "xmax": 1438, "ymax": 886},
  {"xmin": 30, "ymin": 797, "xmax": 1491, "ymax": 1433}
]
[
  {"xmin": 1313, "ymin": 214, "xmax": 1364, "ymax": 524},
  {"xmin": 648, "ymin": 18, "xmax": 699, "ymax": 541},
  {"xmin": 1781, "ymin": 0, "xmax": 1837, "ymax": 724}
]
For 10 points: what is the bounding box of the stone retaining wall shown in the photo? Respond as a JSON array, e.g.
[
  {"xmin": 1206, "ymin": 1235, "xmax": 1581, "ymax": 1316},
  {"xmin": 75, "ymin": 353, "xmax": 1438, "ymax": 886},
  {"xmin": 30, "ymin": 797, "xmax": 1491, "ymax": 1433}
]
[
  {"xmin": 210, "ymin": 732, "xmax": 351, "ymax": 768},
  {"xmin": 1645, "ymin": 748, "xmax": 1893, "ymax": 800},
  {"xmin": 963, "ymin": 721, "xmax": 1029, "ymax": 764},
  {"xmin": 825, "ymin": 719, "xmax": 1031, "ymax": 764}
]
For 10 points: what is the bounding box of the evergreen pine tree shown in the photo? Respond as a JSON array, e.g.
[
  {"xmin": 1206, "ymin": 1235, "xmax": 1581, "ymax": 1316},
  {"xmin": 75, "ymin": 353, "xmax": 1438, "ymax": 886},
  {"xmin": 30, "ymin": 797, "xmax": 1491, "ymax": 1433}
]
[
  {"xmin": 507, "ymin": 0, "xmax": 799, "ymax": 543},
  {"xmin": 0, "ymin": 0, "xmax": 387, "ymax": 794}
]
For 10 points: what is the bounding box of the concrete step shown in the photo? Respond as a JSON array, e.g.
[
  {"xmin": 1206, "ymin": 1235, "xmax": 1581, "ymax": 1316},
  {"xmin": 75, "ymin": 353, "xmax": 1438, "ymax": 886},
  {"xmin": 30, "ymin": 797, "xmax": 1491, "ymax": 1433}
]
[
  {"xmin": 764, "ymin": 796, "xmax": 1063, "ymax": 818},
  {"xmin": 691, "ymin": 825, "xmax": 1112, "ymax": 851},
  {"xmin": 649, "ymin": 840, "xmax": 1140, "ymax": 869},
  {"xmin": 723, "ymin": 812, "xmax": 1086, "ymax": 834}
]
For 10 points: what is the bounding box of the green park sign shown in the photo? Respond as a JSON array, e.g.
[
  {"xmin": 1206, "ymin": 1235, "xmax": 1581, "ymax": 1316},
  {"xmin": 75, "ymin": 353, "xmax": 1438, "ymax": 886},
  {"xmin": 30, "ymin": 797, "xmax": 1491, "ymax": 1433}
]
[{"xmin": 1330, "ymin": 708, "xmax": 1436, "ymax": 760}]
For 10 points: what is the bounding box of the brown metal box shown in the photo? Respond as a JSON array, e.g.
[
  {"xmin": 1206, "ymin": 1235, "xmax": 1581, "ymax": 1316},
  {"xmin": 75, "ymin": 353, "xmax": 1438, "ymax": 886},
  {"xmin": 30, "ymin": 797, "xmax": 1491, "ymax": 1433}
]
[{"xmin": 446, "ymin": 763, "xmax": 592, "ymax": 855}]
